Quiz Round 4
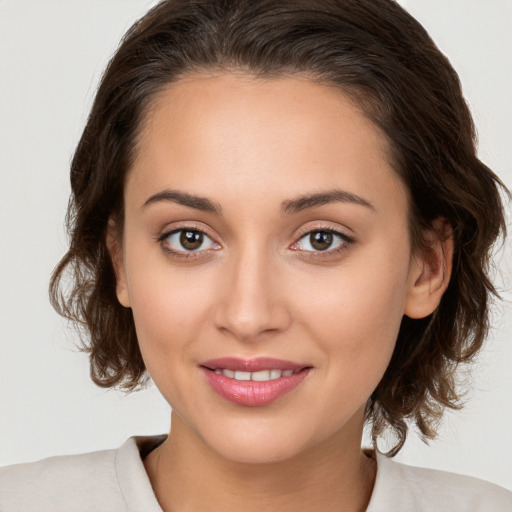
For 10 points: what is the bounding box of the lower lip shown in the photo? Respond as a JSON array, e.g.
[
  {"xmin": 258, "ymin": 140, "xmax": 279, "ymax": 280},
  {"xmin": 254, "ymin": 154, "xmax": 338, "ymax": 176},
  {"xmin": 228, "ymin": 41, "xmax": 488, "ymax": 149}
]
[{"xmin": 201, "ymin": 368, "xmax": 310, "ymax": 407}]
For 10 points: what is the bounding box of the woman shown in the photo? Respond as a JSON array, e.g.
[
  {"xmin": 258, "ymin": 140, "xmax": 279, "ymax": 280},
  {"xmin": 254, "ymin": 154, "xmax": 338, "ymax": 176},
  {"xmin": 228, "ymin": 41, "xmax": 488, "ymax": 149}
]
[{"xmin": 1, "ymin": 0, "xmax": 511, "ymax": 510}]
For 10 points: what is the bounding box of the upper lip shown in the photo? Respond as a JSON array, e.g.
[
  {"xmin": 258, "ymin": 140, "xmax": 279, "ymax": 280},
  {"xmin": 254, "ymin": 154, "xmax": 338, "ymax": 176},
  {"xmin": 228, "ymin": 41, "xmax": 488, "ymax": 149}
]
[{"xmin": 199, "ymin": 357, "xmax": 310, "ymax": 372}]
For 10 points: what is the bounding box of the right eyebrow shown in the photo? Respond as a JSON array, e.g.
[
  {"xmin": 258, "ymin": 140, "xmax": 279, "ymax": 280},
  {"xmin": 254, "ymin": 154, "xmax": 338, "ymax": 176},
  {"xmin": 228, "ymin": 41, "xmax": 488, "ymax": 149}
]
[
  {"xmin": 142, "ymin": 189, "xmax": 222, "ymax": 215},
  {"xmin": 280, "ymin": 189, "xmax": 375, "ymax": 215}
]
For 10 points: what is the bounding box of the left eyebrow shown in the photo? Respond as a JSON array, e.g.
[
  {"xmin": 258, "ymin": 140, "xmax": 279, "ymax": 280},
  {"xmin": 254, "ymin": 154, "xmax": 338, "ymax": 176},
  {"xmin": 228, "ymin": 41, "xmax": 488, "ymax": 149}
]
[
  {"xmin": 142, "ymin": 189, "xmax": 222, "ymax": 214},
  {"xmin": 280, "ymin": 189, "xmax": 375, "ymax": 215}
]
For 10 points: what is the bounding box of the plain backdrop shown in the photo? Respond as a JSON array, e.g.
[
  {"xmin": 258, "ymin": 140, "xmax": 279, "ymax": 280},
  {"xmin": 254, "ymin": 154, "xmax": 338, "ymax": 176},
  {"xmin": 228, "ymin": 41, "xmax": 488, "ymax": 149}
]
[{"xmin": 1, "ymin": 0, "xmax": 511, "ymax": 491}]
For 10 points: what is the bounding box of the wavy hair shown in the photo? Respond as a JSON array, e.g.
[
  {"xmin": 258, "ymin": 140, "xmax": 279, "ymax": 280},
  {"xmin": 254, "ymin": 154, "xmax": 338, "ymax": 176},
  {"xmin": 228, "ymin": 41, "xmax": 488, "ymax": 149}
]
[{"xmin": 50, "ymin": 0, "xmax": 508, "ymax": 455}]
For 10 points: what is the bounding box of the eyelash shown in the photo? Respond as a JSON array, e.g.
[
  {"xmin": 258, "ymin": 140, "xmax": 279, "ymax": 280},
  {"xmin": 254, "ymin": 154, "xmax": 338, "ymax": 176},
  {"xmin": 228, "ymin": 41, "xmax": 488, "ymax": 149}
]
[
  {"xmin": 156, "ymin": 225, "xmax": 354, "ymax": 261},
  {"xmin": 291, "ymin": 226, "xmax": 354, "ymax": 260},
  {"xmin": 157, "ymin": 224, "xmax": 219, "ymax": 260}
]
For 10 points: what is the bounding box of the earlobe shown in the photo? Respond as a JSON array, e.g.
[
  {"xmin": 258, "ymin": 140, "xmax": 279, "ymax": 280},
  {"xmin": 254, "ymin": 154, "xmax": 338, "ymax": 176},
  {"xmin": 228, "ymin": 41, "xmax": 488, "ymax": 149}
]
[
  {"xmin": 404, "ymin": 218, "xmax": 453, "ymax": 319},
  {"xmin": 106, "ymin": 219, "xmax": 131, "ymax": 308}
]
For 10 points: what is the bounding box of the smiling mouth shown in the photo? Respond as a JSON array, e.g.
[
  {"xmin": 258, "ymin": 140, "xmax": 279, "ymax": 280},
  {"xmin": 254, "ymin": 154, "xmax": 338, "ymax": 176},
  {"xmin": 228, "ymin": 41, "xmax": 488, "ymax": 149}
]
[
  {"xmin": 207, "ymin": 368, "xmax": 302, "ymax": 381},
  {"xmin": 199, "ymin": 358, "xmax": 311, "ymax": 406}
]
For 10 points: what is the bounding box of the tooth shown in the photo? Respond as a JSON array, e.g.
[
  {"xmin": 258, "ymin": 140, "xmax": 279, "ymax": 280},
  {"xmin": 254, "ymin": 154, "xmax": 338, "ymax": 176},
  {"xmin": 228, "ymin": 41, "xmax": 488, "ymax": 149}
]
[
  {"xmin": 218, "ymin": 368, "xmax": 293, "ymax": 381},
  {"xmin": 251, "ymin": 370, "xmax": 271, "ymax": 381}
]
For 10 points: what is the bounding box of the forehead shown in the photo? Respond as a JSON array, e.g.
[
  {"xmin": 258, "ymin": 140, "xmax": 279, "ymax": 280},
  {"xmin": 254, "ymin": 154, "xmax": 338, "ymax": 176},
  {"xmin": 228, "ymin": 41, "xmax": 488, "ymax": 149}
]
[{"xmin": 128, "ymin": 72, "xmax": 407, "ymax": 217}]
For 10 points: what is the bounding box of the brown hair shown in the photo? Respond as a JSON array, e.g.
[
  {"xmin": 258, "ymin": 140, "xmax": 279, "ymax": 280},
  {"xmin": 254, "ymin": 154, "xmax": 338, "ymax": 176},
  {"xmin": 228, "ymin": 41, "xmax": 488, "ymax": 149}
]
[{"xmin": 50, "ymin": 0, "xmax": 508, "ymax": 455}]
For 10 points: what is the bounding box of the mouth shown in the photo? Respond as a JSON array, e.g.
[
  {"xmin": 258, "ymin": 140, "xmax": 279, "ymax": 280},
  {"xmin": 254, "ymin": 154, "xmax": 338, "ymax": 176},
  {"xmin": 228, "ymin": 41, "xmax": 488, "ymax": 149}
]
[
  {"xmin": 208, "ymin": 368, "xmax": 301, "ymax": 381},
  {"xmin": 199, "ymin": 357, "xmax": 312, "ymax": 406}
]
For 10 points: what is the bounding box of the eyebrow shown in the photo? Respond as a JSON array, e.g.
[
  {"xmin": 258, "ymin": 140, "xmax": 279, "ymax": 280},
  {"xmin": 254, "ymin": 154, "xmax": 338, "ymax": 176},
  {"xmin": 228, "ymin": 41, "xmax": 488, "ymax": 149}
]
[
  {"xmin": 280, "ymin": 189, "xmax": 375, "ymax": 215},
  {"xmin": 142, "ymin": 187, "xmax": 375, "ymax": 215},
  {"xmin": 142, "ymin": 189, "xmax": 222, "ymax": 214}
]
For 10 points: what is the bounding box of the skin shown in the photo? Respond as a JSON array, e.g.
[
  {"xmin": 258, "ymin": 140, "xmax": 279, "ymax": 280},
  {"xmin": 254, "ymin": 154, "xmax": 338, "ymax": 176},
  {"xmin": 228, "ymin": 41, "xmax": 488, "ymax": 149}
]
[{"xmin": 110, "ymin": 73, "xmax": 452, "ymax": 512}]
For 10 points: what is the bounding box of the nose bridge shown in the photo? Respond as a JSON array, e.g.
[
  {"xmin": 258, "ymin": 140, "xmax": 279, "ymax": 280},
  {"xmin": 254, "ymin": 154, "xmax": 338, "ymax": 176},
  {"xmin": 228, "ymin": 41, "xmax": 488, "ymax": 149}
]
[{"xmin": 213, "ymin": 240, "xmax": 289, "ymax": 340}]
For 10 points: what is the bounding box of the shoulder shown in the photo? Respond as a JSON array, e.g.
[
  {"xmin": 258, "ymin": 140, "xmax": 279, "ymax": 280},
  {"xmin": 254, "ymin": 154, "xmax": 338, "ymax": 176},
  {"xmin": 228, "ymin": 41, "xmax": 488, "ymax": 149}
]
[
  {"xmin": 0, "ymin": 436, "xmax": 165, "ymax": 512},
  {"xmin": 368, "ymin": 452, "xmax": 512, "ymax": 512},
  {"xmin": 0, "ymin": 446, "xmax": 125, "ymax": 512}
]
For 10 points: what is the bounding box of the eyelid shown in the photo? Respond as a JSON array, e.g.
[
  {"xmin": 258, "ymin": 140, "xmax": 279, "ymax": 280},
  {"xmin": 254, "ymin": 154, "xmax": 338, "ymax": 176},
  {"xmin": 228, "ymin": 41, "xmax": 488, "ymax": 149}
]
[
  {"xmin": 289, "ymin": 224, "xmax": 355, "ymax": 256},
  {"xmin": 157, "ymin": 221, "xmax": 216, "ymax": 241},
  {"xmin": 155, "ymin": 221, "xmax": 354, "ymax": 260},
  {"xmin": 294, "ymin": 223, "xmax": 354, "ymax": 241},
  {"xmin": 157, "ymin": 223, "xmax": 221, "ymax": 258}
]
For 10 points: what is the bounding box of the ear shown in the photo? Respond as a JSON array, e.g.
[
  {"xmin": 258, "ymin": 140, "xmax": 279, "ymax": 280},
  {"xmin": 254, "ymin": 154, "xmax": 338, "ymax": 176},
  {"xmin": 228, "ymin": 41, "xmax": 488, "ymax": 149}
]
[
  {"xmin": 106, "ymin": 219, "xmax": 131, "ymax": 308},
  {"xmin": 404, "ymin": 218, "xmax": 453, "ymax": 319}
]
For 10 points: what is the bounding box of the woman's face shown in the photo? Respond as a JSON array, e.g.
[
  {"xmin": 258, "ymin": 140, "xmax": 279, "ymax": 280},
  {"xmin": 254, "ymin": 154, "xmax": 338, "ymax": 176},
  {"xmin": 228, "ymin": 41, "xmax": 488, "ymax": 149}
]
[{"xmin": 114, "ymin": 73, "xmax": 431, "ymax": 463}]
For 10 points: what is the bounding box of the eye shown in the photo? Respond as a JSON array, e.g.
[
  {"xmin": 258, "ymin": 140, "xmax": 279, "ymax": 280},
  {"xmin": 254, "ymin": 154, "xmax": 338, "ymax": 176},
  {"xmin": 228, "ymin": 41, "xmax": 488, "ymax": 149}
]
[
  {"xmin": 159, "ymin": 228, "xmax": 219, "ymax": 255},
  {"xmin": 292, "ymin": 229, "xmax": 353, "ymax": 253}
]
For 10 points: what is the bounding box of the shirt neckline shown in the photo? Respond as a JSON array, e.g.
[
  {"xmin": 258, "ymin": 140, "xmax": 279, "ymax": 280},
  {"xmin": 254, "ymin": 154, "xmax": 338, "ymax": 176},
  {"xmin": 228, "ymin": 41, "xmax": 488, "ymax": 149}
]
[{"xmin": 116, "ymin": 435, "xmax": 397, "ymax": 512}]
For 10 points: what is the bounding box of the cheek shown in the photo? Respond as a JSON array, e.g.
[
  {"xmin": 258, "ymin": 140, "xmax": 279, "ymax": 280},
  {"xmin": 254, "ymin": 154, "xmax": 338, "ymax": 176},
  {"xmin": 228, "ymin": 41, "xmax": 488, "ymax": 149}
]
[
  {"xmin": 291, "ymin": 251, "xmax": 410, "ymax": 380},
  {"xmin": 125, "ymin": 266, "xmax": 215, "ymax": 408},
  {"xmin": 123, "ymin": 244, "xmax": 217, "ymax": 368}
]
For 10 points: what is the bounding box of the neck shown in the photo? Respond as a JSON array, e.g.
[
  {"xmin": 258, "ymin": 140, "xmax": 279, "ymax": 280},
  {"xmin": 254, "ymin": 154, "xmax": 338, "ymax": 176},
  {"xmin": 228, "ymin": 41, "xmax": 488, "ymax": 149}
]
[{"xmin": 144, "ymin": 413, "xmax": 376, "ymax": 512}]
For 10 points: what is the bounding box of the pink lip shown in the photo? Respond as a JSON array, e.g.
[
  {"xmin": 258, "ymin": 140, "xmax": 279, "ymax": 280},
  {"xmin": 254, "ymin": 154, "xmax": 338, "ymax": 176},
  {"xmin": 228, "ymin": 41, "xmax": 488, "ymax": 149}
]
[
  {"xmin": 199, "ymin": 358, "xmax": 311, "ymax": 407},
  {"xmin": 200, "ymin": 357, "xmax": 305, "ymax": 372}
]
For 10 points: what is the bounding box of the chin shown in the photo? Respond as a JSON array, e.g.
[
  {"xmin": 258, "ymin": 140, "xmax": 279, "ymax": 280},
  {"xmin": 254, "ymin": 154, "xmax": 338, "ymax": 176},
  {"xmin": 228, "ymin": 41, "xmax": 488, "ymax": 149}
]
[{"xmin": 196, "ymin": 419, "xmax": 319, "ymax": 465}]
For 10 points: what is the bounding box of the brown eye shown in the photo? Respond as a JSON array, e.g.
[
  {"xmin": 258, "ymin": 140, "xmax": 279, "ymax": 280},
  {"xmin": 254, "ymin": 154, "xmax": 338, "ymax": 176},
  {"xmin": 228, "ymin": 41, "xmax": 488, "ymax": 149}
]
[
  {"xmin": 161, "ymin": 229, "xmax": 218, "ymax": 254},
  {"xmin": 309, "ymin": 231, "xmax": 333, "ymax": 251},
  {"xmin": 293, "ymin": 228, "xmax": 352, "ymax": 255},
  {"xmin": 180, "ymin": 230, "xmax": 204, "ymax": 250}
]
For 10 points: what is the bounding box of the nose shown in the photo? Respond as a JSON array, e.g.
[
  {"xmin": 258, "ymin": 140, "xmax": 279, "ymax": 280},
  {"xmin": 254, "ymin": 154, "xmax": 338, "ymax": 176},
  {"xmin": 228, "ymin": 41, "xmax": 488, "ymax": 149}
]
[{"xmin": 213, "ymin": 245, "xmax": 292, "ymax": 342}]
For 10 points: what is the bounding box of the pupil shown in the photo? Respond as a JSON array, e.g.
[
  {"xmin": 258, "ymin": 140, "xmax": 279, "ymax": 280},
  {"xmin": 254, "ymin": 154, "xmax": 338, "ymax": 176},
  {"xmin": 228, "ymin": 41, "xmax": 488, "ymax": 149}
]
[
  {"xmin": 310, "ymin": 231, "xmax": 332, "ymax": 251},
  {"xmin": 180, "ymin": 230, "xmax": 203, "ymax": 250}
]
